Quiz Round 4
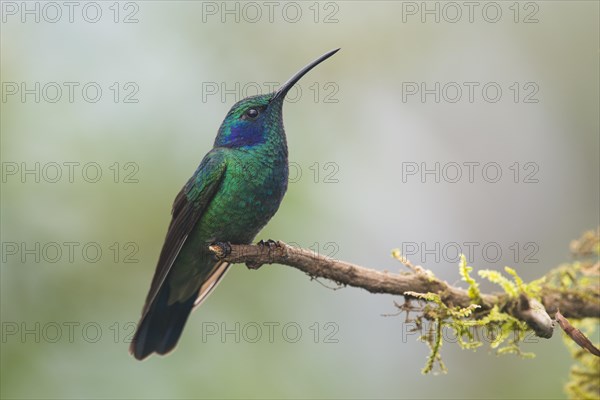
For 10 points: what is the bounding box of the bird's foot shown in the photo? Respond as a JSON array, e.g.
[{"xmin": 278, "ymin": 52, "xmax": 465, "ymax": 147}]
[
  {"xmin": 246, "ymin": 239, "xmax": 280, "ymax": 270},
  {"xmin": 208, "ymin": 241, "xmax": 232, "ymax": 259},
  {"xmin": 257, "ymin": 239, "xmax": 279, "ymax": 248}
]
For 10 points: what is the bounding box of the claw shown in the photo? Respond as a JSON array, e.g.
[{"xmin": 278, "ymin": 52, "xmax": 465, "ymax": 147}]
[
  {"xmin": 259, "ymin": 239, "xmax": 279, "ymax": 248},
  {"xmin": 246, "ymin": 240, "xmax": 279, "ymax": 270}
]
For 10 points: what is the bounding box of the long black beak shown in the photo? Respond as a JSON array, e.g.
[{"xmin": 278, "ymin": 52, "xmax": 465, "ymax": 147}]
[{"xmin": 271, "ymin": 48, "xmax": 340, "ymax": 102}]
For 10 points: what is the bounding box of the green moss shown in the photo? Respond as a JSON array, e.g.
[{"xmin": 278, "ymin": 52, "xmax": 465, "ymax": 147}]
[
  {"xmin": 478, "ymin": 269, "xmax": 518, "ymax": 298},
  {"xmin": 403, "ymin": 284, "xmax": 534, "ymax": 374},
  {"xmin": 395, "ymin": 229, "xmax": 599, "ymax": 383},
  {"xmin": 459, "ymin": 254, "xmax": 481, "ymax": 303},
  {"xmin": 421, "ymin": 318, "xmax": 446, "ymax": 375}
]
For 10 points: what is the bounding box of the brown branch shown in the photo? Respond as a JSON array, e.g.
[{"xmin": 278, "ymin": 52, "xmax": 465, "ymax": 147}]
[{"xmin": 209, "ymin": 241, "xmax": 600, "ymax": 336}]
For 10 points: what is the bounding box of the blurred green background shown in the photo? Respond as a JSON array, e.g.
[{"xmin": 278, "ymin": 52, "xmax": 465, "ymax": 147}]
[{"xmin": 1, "ymin": 1, "xmax": 598, "ymax": 399}]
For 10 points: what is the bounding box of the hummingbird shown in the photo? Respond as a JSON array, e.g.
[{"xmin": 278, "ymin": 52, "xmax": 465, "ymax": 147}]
[{"xmin": 130, "ymin": 48, "xmax": 340, "ymax": 360}]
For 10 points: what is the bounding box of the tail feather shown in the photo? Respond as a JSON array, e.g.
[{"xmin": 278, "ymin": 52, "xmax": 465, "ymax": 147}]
[
  {"xmin": 130, "ymin": 261, "xmax": 231, "ymax": 360},
  {"xmin": 130, "ymin": 286, "xmax": 195, "ymax": 361}
]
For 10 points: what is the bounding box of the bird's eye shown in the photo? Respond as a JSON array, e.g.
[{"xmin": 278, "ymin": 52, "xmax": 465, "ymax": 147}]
[{"xmin": 245, "ymin": 108, "xmax": 259, "ymax": 119}]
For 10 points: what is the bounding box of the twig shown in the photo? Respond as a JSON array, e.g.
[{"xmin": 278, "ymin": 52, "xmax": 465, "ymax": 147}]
[{"xmin": 556, "ymin": 310, "xmax": 600, "ymax": 357}]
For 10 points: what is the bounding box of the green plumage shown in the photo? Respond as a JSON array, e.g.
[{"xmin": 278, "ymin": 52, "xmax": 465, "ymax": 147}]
[{"xmin": 130, "ymin": 49, "xmax": 339, "ymax": 360}]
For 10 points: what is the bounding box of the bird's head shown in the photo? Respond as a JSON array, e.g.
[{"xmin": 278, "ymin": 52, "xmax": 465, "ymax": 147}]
[{"xmin": 214, "ymin": 48, "xmax": 340, "ymax": 149}]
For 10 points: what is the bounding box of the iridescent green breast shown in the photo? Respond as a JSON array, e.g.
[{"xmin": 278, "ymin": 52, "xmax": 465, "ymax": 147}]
[{"xmin": 194, "ymin": 146, "xmax": 288, "ymax": 245}]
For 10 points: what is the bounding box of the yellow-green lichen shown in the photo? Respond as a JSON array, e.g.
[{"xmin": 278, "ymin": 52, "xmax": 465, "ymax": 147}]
[
  {"xmin": 402, "ymin": 257, "xmax": 545, "ymax": 373},
  {"xmin": 478, "ymin": 269, "xmax": 518, "ymax": 298},
  {"xmin": 394, "ymin": 229, "xmax": 598, "ymax": 386},
  {"xmin": 459, "ymin": 254, "xmax": 481, "ymax": 303}
]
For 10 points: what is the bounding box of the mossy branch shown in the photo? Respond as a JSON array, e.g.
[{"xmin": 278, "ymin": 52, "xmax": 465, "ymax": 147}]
[
  {"xmin": 211, "ymin": 231, "xmax": 599, "ymax": 397},
  {"xmin": 208, "ymin": 240, "xmax": 600, "ymax": 324}
]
